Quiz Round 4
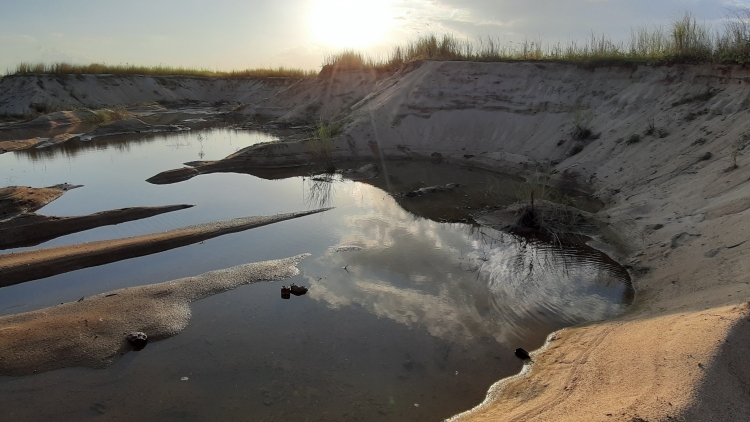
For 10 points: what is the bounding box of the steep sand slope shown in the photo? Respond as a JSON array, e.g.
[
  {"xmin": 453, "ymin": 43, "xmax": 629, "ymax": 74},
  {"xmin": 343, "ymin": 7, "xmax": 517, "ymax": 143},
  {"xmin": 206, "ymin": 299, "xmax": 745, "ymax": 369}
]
[{"xmin": 3, "ymin": 62, "xmax": 750, "ymax": 420}]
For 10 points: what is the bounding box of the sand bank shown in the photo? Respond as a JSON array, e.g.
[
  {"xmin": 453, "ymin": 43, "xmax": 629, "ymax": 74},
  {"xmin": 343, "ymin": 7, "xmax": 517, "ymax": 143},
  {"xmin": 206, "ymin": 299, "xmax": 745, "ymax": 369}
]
[
  {"xmin": 0, "ymin": 209, "xmax": 330, "ymax": 287},
  {"xmin": 0, "ymin": 254, "xmax": 309, "ymax": 376},
  {"xmin": 0, "ymin": 184, "xmax": 81, "ymax": 220},
  {"xmin": 0, "ymin": 204, "xmax": 193, "ymax": 249}
]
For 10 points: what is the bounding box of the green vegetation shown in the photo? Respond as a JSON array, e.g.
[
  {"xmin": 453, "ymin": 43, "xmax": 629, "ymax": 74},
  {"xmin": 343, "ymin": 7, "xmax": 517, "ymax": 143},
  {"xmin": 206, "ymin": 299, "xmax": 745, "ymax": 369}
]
[
  {"xmin": 572, "ymin": 106, "xmax": 598, "ymax": 141},
  {"xmin": 84, "ymin": 107, "xmax": 130, "ymax": 125},
  {"xmin": 306, "ymin": 120, "xmax": 346, "ymax": 171},
  {"xmin": 627, "ymin": 134, "xmax": 642, "ymax": 145},
  {"xmin": 569, "ymin": 144, "xmax": 584, "ymax": 156},
  {"xmin": 10, "ymin": 63, "xmax": 317, "ymax": 78}
]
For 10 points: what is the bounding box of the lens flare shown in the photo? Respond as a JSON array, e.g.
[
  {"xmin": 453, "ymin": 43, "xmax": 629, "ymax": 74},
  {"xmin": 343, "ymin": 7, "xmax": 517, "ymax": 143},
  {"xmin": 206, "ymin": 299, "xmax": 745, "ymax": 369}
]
[{"xmin": 309, "ymin": 0, "xmax": 393, "ymax": 48}]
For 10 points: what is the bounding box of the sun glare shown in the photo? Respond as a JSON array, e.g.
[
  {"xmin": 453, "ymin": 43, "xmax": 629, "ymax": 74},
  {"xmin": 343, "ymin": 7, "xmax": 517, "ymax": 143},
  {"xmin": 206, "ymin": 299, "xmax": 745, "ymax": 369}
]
[{"xmin": 309, "ymin": 0, "xmax": 393, "ymax": 48}]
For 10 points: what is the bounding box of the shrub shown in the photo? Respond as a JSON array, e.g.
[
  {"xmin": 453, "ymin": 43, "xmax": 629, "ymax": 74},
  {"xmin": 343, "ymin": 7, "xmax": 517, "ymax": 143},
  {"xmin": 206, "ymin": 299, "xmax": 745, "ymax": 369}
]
[{"xmin": 627, "ymin": 134, "xmax": 642, "ymax": 145}]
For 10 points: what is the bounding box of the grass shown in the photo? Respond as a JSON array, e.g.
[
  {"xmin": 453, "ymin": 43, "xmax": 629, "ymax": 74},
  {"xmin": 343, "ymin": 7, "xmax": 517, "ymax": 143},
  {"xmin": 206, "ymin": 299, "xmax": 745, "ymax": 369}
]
[
  {"xmin": 512, "ymin": 172, "xmax": 589, "ymax": 244},
  {"xmin": 320, "ymin": 11, "xmax": 750, "ymax": 71},
  {"xmin": 306, "ymin": 120, "xmax": 346, "ymax": 171},
  {"xmin": 671, "ymin": 89, "xmax": 717, "ymax": 107},
  {"xmin": 83, "ymin": 107, "xmax": 130, "ymax": 125},
  {"xmin": 10, "ymin": 63, "xmax": 317, "ymax": 78},
  {"xmin": 569, "ymin": 144, "xmax": 584, "ymax": 156},
  {"xmin": 13, "ymin": 11, "xmax": 750, "ymax": 80},
  {"xmin": 627, "ymin": 134, "xmax": 642, "ymax": 145}
]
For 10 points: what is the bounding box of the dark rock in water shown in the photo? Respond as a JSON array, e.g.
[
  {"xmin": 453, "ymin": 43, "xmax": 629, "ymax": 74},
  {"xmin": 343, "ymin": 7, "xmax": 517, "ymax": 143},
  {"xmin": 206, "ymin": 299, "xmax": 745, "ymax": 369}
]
[
  {"xmin": 281, "ymin": 286, "xmax": 291, "ymax": 299},
  {"xmin": 289, "ymin": 284, "xmax": 308, "ymax": 296},
  {"xmin": 514, "ymin": 348, "xmax": 531, "ymax": 360},
  {"xmin": 126, "ymin": 332, "xmax": 148, "ymax": 350},
  {"xmin": 401, "ymin": 183, "xmax": 462, "ymax": 198}
]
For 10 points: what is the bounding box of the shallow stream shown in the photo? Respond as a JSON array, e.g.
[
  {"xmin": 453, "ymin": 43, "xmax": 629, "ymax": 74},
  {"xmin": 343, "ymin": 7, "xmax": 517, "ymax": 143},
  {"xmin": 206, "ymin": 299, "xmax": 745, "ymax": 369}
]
[{"xmin": 0, "ymin": 127, "xmax": 632, "ymax": 421}]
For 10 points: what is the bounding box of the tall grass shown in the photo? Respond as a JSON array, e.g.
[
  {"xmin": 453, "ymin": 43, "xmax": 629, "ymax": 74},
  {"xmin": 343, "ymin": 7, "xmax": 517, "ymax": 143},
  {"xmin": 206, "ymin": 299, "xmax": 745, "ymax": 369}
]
[
  {"xmin": 10, "ymin": 63, "xmax": 317, "ymax": 78},
  {"xmin": 323, "ymin": 11, "xmax": 750, "ymax": 71},
  {"xmin": 12, "ymin": 11, "xmax": 750, "ymax": 79}
]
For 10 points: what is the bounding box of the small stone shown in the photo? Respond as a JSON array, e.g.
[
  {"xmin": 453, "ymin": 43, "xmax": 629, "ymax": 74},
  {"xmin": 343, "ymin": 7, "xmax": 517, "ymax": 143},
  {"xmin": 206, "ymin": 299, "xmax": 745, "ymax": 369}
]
[
  {"xmin": 515, "ymin": 348, "xmax": 531, "ymax": 360},
  {"xmin": 289, "ymin": 284, "xmax": 308, "ymax": 296},
  {"xmin": 126, "ymin": 332, "xmax": 148, "ymax": 349}
]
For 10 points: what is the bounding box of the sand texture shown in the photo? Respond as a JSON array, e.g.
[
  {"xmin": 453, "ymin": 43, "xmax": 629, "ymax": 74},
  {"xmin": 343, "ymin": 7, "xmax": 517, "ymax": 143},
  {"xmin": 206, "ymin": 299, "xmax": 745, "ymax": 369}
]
[
  {"xmin": 0, "ymin": 254, "xmax": 310, "ymax": 376},
  {"xmin": 0, "ymin": 184, "xmax": 80, "ymax": 220}
]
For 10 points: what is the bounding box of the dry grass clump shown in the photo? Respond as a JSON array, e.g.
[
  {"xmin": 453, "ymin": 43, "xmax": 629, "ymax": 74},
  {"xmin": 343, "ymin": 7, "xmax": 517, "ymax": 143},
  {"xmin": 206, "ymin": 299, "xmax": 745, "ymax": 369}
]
[
  {"xmin": 510, "ymin": 173, "xmax": 592, "ymax": 244},
  {"xmin": 323, "ymin": 11, "xmax": 750, "ymax": 71},
  {"xmin": 11, "ymin": 63, "xmax": 316, "ymax": 78},
  {"xmin": 84, "ymin": 107, "xmax": 130, "ymax": 125}
]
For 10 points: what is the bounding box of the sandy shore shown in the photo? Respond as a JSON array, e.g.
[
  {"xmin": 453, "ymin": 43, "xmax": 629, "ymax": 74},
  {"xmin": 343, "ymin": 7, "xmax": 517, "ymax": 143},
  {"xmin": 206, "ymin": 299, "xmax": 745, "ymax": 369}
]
[{"xmin": 2, "ymin": 62, "xmax": 750, "ymax": 420}]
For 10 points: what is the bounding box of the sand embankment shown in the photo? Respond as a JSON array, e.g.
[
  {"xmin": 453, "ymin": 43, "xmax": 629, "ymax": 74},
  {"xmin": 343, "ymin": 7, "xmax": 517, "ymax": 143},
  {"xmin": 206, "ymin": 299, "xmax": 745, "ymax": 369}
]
[
  {"xmin": 2, "ymin": 62, "xmax": 750, "ymax": 420},
  {"xmin": 0, "ymin": 184, "xmax": 81, "ymax": 219},
  {"xmin": 0, "ymin": 254, "xmax": 310, "ymax": 376},
  {"xmin": 0, "ymin": 209, "xmax": 330, "ymax": 287}
]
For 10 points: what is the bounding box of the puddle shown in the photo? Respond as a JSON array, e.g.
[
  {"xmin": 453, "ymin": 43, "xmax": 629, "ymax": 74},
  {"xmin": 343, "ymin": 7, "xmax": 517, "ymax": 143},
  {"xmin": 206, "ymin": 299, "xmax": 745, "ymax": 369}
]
[{"xmin": 0, "ymin": 127, "xmax": 632, "ymax": 421}]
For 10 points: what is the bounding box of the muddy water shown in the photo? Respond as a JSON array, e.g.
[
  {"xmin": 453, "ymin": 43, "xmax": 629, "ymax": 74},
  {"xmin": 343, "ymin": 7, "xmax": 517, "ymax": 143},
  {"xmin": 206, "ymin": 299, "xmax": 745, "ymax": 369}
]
[{"xmin": 0, "ymin": 128, "xmax": 632, "ymax": 421}]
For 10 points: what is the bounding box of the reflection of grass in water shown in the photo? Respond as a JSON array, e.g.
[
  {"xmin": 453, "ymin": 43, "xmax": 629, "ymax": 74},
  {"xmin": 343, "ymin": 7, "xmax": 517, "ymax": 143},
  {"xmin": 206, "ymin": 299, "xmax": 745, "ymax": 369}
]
[
  {"xmin": 303, "ymin": 172, "xmax": 338, "ymax": 209},
  {"xmin": 512, "ymin": 172, "xmax": 593, "ymax": 245},
  {"xmin": 464, "ymin": 224, "xmax": 630, "ymax": 290}
]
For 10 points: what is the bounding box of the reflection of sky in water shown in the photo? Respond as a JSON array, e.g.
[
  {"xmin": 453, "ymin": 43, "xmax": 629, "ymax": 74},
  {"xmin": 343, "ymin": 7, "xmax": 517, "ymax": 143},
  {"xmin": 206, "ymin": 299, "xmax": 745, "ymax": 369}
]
[
  {"xmin": 0, "ymin": 128, "xmax": 631, "ymax": 421},
  {"xmin": 304, "ymin": 183, "xmax": 630, "ymax": 346}
]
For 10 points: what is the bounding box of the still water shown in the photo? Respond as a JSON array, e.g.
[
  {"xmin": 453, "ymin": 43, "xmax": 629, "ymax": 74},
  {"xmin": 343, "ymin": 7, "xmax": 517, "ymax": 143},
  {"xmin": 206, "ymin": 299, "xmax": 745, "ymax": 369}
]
[{"xmin": 0, "ymin": 128, "xmax": 631, "ymax": 421}]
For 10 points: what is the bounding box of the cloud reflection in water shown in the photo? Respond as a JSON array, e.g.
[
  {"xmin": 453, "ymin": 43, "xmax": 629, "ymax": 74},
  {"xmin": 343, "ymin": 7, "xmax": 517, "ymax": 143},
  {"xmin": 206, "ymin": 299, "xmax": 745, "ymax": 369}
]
[{"xmin": 304, "ymin": 183, "xmax": 631, "ymax": 347}]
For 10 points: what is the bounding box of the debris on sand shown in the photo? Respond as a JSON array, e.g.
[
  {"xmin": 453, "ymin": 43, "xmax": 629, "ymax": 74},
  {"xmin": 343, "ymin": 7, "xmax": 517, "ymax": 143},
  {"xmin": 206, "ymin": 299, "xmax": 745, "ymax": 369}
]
[
  {"xmin": 399, "ymin": 183, "xmax": 462, "ymax": 198},
  {"xmin": 515, "ymin": 348, "xmax": 531, "ymax": 361},
  {"xmin": 77, "ymin": 118, "xmax": 188, "ymax": 141},
  {"xmin": 330, "ymin": 245, "xmax": 364, "ymax": 253}
]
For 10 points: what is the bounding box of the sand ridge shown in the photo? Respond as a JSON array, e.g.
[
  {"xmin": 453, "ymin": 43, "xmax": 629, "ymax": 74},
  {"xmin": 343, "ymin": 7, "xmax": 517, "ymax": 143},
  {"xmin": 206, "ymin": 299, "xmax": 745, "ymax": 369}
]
[{"xmin": 0, "ymin": 209, "xmax": 332, "ymax": 287}]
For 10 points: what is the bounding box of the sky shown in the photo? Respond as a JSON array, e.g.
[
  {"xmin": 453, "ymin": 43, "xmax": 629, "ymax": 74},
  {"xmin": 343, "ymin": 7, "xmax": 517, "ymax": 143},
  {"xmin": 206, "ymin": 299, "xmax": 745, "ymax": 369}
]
[{"xmin": 0, "ymin": 0, "xmax": 748, "ymax": 73}]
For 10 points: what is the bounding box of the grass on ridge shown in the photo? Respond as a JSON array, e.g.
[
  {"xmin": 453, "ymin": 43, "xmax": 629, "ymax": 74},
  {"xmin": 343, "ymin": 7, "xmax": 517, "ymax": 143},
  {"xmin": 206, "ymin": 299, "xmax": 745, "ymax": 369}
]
[
  {"xmin": 323, "ymin": 11, "xmax": 750, "ymax": 71},
  {"xmin": 10, "ymin": 63, "xmax": 317, "ymax": 78},
  {"xmin": 11, "ymin": 11, "xmax": 750, "ymax": 78}
]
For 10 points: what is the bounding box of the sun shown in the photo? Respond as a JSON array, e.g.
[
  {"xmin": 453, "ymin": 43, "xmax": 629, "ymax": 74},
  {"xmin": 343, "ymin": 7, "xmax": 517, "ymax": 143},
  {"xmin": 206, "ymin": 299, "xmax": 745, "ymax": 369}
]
[{"xmin": 309, "ymin": 0, "xmax": 393, "ymax": 49}]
